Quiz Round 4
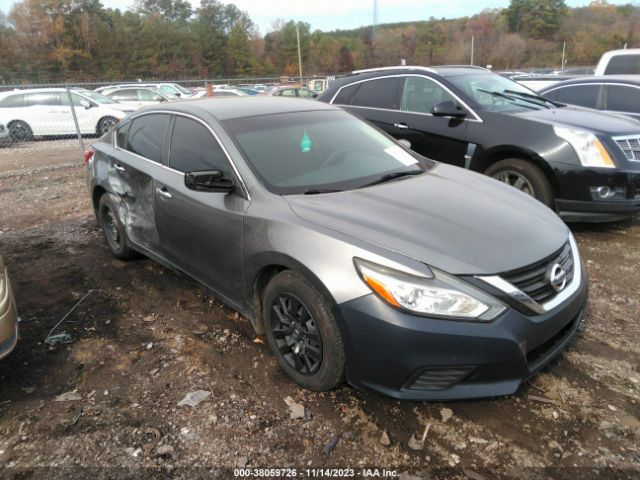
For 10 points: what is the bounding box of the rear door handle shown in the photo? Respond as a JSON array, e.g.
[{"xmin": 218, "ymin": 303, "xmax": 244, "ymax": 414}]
[
  {"xmin": 114, "ymin": 164, "xmax": 126, "ymax": 172},
  {"xmin": 156, "ymin": 187, "xmax": 172, "ymax": 199},
  {"xmin": 394, "ymin": 123, "xmax": 409, "ymax": 129}
]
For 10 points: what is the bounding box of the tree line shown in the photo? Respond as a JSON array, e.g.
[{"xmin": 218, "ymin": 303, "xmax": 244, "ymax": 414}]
[{"xmin": 0, "ymin": 0, "xmax": 639, "ymax": 83}]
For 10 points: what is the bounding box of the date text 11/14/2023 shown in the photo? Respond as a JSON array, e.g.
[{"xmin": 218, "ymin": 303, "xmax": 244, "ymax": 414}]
[{"xmin": 233, "ymin": 468, "xmax": 400, "ymax": 478}]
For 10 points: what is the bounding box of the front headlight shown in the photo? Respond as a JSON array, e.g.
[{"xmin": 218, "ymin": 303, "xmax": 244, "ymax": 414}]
[
  {"xmin": 554, "ymin": 126, "xmax": 615, "ymax": 169},
  {"xmin": 354, "ymin": 258, "xmax": 506, "ymax": 321}
]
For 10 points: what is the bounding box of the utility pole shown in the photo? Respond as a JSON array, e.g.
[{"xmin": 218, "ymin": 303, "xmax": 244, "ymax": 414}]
[
  {"xmin": 470, "ymin": 36, "xmax": 474, "ymax": 66},
  {"xmin": 296, "ymin": 24, "xmax": 303, "ymax": 86},
  {"xmin": 373, "ymin": 0, "xmax": 379, "ymax": 37},
  {"xmin": 561, "ymin": 41, "xmax": 566, "ymax": 71}
]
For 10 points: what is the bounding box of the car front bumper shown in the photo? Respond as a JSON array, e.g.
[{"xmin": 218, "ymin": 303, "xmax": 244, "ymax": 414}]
[
  {"xmin": 555, "ymin": 168, "xmax": 640, "ymax": 222},
  {"xmin": 0, "ymin": 268, "xmax": 18, "ymax": 360},
  {"xmin": 336, "ymin": 267, "xmax": 588, "ymax": 401}
]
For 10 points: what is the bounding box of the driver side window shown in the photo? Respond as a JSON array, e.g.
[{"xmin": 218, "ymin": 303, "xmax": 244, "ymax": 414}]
[
  {"xmin": 138, "ymin": 89, "xmax": 162, "ymax": 102},
  {"xmin": 169, "ymin": 117, "xmax": 232, "ymax": 174},
  {"xmin": 400, "ymin": 76, "xmax": 457, "ymax": 114}
]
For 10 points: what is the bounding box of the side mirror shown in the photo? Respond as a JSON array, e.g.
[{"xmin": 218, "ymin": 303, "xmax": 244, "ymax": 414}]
[
  {"xmin": 431, "ymin": 100, "xmax": 467, "ymax": 118},
  {"xmin": 398, "ymin": 139, "xmax": 412, "ymax": 149},
  {"xmin": 80, "ymin": 100, "xmax": 92, "ymax": 109},
  {"xmin": 185, "ymin": 170, "xmax": 235, "ymax": 194}
]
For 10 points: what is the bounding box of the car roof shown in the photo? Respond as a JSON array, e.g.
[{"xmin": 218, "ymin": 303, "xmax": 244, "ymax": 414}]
[
  {"xmin": 134, "ymin": 97, "xmax": 338, "ymax": 121},
  {"xmin": 0, "ymin": 87, "xmax": 90, "ymax": 98},
  {"xmin": 539, "ymin": 75, "xmax": 640, "ymax": 91}
]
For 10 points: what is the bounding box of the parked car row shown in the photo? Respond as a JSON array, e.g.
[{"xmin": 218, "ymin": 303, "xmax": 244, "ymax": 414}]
[{"xmin": 6, "ymin": 62, "xmax": 639, "ymax": 401}]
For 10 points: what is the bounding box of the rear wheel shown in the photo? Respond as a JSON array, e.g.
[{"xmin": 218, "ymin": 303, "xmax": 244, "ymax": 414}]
[
  {"xmin": 98, "ymin": 194, "xmax": 137, "ymax": 260},
  {"xmin": 485, "ymin": 158, "xmax": 554, "ymax": 208},
  {"xmin": 8, "ymin": 120, "xmax": 33, "ymax": 142},
  {"xmin": 97, "ymin": 116, "xmax": 117, "ymax": 136},
  {"xmin": 263, "ymin": 270, "xmax": 344, "ymax": 391}
]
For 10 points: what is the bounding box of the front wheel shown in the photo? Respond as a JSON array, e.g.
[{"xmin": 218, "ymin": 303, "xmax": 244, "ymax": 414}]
[
  {"xmin": 485, "ymin": 158, "xmax": 554, "ymax": 208},
  {"xmin": 263, "ymin": 270, "xmax": 345, "ymax": 391},
  {"xmin": 97, "ymin": 116, "xmax": 117, "ymax": 137}
]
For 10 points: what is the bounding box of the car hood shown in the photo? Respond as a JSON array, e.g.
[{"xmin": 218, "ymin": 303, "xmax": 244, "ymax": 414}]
[
  {"xmin": 513, "ymin": 105, "xmax": 640, "ymax": 135},
  {"xmin": 285, "ymin": 164, "xmax": 569, "ymax": 275}
]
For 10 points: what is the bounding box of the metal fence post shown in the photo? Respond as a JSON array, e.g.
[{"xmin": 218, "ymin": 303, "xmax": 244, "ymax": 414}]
[{"xmin": 66, "ymin": 85, "xmax": 85, "ymax": 154}]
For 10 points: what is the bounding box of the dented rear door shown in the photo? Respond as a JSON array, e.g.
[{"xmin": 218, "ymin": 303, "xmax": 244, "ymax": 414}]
[{"xmin": 107, "ymin": 113, "xmax": 171, "ymax": 254}]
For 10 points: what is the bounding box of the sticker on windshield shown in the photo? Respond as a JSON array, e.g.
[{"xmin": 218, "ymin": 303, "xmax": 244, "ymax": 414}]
[
  {"xmin": 384, "ymin": 145, "xmax": 418, "ymax": 166},
  {"xmin": 300, "ymin": 131, "xmax": 312, "ymax": 153}
]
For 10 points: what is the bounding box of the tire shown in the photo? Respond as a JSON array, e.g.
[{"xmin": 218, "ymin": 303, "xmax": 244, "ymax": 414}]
[
  {"xmin": 484, "ymin": 158, "xmax": 554, "ymax": 208},
  {"xmin": 263, "ymin": 270, "xmax": 345, "ymax": 391},
  {"xmin": 98, "ymin": 193, "xmax": 138, "ymax": 260},
  {"xmin": 8, "ymin": 120, "xmax": 33, "ymax": 142},
  {"xmin": 97, "ymin": 116, "xmax": 117, "ymax": 137}
]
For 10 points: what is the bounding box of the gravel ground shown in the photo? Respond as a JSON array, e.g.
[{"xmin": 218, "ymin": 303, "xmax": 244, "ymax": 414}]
[{"xmin": 0, "ymin": 140, "xmax": 638, "ymax": 480}]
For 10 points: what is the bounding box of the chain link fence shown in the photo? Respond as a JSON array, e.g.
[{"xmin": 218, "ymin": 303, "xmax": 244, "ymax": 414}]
[{"xmin": 0, "ymin": 74, "xmax": 338, "ymax": 150}]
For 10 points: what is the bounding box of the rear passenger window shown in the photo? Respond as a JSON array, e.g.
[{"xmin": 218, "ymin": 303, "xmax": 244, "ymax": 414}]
[
  {"xmin": 0, "ymin": 94, "xmax": 26, "ymax": 108},
  {"xmin": 350, "ymin": 78, "xmax": 399, "ymax": 109},
  {"xmin": 109, "ymin": 89, "xmax": 137, "ymax": 102},
  {"xmin": 25, "ymin": 92, "xmax": 61, "ymax": 106},
  {"xmin": 605, "ymin": 85, "xmax": 640, "ymax": 113},
  {"xmin": 169, "ymin": 117, "xmax": 230, "ymax": 173},
  {"xmin": 127, "ymin": 114, "xmax": 169, "ymax": 163},
  {"xmin": 553, "ymin": 85, "xmax": 600, "ymax": 108}
]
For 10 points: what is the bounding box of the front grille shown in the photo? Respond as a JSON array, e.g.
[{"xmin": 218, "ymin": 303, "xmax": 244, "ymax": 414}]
[
  {"xmin": 614, "ymin": 136, "xmax": 640, "ymax": 161},
  {"xmin": 501, "ymin": 242, "xmax": 574, "ymax": 305},
  {"xmin": 405, "ymin": 366, "xmax": 476, "ymax": 391}
]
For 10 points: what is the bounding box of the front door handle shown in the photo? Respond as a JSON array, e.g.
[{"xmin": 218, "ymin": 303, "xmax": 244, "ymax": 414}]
[
  {"xmin": 156, "ymin": 187, "xmax": 172, "ymax": 199},
  {"xmin": 394, "ymin": 123, "xmax": 409, "ymax": 129},
  {"xmin": 114, "ymin": 164, "xmax": 126, "ymax": 172}
]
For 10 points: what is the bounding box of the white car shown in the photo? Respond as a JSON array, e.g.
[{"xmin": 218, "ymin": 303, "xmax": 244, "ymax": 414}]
[
  {"xmin": 100, "ymin": 87, "xmax": 177, "ymax": 107},
  {"xmin": 0, "ymin": 88, "xmax": 134, "ymax": 141},
  {"xmin": 96, "ymin": 82, "xmax": 194, "ymax": 99}
]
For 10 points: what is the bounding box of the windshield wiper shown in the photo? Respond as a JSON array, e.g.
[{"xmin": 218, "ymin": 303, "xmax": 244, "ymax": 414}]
[
  {"xmin": 503, "ymin": 89, "xmax": 557, "ymax": 107},
  {"xmin": 303, "ymin": 188, "xmax": 343, "ymax": 195},
  {"xmin": 477, "ymin": 88, "xmax": 539, "ymax": 110},
  {"xmin": 359, "ymin": 170, "xmax": 424, "ymax": 188}
]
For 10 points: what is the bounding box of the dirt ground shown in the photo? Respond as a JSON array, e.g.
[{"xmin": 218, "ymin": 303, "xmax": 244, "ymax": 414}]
[{"xmin": 0, "ymin": 140, "xmax": 638, "ymax": 480}]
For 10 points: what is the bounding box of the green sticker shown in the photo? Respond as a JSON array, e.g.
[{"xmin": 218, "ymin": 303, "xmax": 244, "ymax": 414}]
[{"xmin": 300, "ymin": 131, "xmax": 312, "ymax": 153}]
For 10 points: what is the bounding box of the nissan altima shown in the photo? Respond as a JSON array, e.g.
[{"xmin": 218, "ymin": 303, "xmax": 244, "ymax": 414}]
[{"xmin": 85, "ymin": 98, "xmax": 588, "ymax": 400}]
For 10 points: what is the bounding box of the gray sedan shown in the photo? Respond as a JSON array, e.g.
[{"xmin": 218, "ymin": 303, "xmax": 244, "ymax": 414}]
[{"xmin": 85, "ymin": 98, "xmax": 587, "ymax": 400}]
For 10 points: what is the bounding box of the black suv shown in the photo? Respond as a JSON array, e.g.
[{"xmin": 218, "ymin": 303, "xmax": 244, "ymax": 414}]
[{"xmin": 318, "ymin": 66, "xmax": 640, "ymax": 222}]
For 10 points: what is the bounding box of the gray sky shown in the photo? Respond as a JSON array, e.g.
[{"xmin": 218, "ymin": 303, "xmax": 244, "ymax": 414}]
[{"xmin": 0, "ymin": 0, "xmax": 634, "ymax": 34}]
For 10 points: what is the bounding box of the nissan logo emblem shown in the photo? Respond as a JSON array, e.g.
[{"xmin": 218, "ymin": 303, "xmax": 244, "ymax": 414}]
[{"xmin": 547, "ymin": 263, "xmax": 567, "ymax": 292}]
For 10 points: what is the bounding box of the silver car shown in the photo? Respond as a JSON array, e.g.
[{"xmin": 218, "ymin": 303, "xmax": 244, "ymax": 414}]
[{"xmin": 85, "ymin": 98, "xmax": 587, "ymax": 400}]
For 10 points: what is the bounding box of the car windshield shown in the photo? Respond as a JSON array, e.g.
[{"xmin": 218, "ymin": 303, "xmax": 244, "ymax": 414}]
[
  {"xmin": 449, "ymin": 73, "xmax": 557, "ymax": 112},
  {"xmin": 223, "ymin": 110, "xmax": 431, "ymax": 195},
  {"xmin": 76, "ymin": 90, "xmax": 117, "ymax": 104}
]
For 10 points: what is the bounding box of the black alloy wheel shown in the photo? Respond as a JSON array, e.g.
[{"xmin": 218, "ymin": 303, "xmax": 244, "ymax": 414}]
[{"xmin": 270, "ymin": 293, "xmax": 323, "ymax": 375}]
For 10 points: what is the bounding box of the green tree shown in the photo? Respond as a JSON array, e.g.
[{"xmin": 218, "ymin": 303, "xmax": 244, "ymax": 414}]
[{"xmin": 505, "ymin": 0, "xmax": 567, "ymax": 38}]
